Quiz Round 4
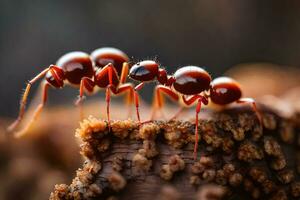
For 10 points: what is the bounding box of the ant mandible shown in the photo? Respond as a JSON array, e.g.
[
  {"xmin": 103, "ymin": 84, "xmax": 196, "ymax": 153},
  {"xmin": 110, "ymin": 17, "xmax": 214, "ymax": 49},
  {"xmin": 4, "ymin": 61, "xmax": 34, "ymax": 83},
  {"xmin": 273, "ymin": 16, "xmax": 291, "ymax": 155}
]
[
  {"xmin": 8, "ymin": 47, "xmax": 135, "ymax": 137},
  {"xmin": 129, "ymin": 63, "xmax": 262, "ymax": 160}
]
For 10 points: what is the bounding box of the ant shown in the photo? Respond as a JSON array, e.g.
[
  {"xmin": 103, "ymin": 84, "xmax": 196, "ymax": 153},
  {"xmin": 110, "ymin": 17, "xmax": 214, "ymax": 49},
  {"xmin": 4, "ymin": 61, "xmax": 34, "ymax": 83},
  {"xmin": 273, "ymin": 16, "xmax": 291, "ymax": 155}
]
[
  {"xmin": 8, "ymin": 47, "xmax": 136, "ymax": 137},
  {"xmin": 128, "ymin": 60, "xmax": 174, "ymax": 122},
  {"xmin": 129, "ymin": 63, "xmax": 262, "ymax": 160}
]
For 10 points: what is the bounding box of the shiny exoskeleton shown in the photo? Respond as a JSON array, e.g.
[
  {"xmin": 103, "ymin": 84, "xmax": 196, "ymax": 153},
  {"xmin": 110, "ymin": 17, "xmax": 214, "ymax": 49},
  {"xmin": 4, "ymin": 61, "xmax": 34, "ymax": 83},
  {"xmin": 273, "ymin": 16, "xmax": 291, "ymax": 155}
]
[
  {"xmin": 129, "ymin": 62, "xmax": 262, "ymax": 160},
  {"xmin": 128, "ymin": 60, "xmax": 173, "ymax": 122},
  {"xmin": 8, "ymin": 47, "xmax": 134, "ymax": 137}
]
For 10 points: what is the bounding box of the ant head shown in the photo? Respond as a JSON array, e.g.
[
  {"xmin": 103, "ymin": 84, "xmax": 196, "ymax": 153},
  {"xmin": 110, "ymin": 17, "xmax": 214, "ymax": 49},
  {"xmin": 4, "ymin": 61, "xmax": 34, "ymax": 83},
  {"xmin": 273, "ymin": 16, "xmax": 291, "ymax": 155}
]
[
  {"xmin": 172, "ymin": 66, "xmax": 211, "ymax": 95},
  {"xmin": 209, "ymin": 77, "xmax": 242, "ymax": 105},
  {"xmin": 129, "ymin": 60, "xmax": 159, "ymax": 82},
  {"xmin": 45, "ymin": 65, "xmax": 65, "ymax": 88},
  {"xmin": 91, "ymin": 47, "xmax": 129, "ymax": 76}
]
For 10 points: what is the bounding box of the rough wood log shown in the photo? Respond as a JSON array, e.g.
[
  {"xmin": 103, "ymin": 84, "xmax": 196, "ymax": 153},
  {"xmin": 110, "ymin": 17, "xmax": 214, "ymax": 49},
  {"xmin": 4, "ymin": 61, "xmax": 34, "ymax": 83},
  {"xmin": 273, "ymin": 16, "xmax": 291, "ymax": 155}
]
[{"xmin": 50, "ymin": 106, "xmax": 300, "ymax": 200}]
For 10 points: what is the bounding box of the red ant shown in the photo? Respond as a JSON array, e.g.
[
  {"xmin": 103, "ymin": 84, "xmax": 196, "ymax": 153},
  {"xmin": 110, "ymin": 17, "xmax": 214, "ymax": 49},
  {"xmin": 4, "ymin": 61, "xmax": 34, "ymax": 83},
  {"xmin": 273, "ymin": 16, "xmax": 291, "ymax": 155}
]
[
  {"xmin": 129, "ymin": 62, "xmax": 262, "ymax": 160},
  {"xmin": 128, "ymin": 60, "xmax": 171, "ymax": 123},
  {"xmin": 8, "ymin": 47, "xmax": 136, "ymax": 137}
]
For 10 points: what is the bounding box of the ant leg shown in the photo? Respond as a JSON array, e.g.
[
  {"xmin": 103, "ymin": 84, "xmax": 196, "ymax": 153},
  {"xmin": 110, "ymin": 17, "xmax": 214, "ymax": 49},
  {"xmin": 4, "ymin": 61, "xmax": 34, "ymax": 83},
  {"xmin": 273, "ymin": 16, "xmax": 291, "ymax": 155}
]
[
  {"xmin": 151, "ymin": 86, "xmax": 164, "ymax": 120},
  {"xmin": 120, "ymin": 62, "xmax": 129, "ymax": 84},
  {"xmin": 125, "ymin": 88, "xmax": 134, "ymax": 118},
  {"xmin": 95, "ymin": 63, "xmax": 118, "ymax": 130},
  {"xmin": 119, "ymin": 62, "xmax": 134, "ymax": 117},
  {"xmin": 106, "ymin": 64, "xmax": 117, "ymax": 129},
  {"xmin": 194, "ymin": 99, "xmax": 202, "ymax": 160},
  {"xmin": 7, "ymin": 65, "xmax": 60, "ymax": 132},
  {"xmin": 182, "ymin": 94, "xmax": 208, "ymax": 106},
  {"xmin": 134, "ymin": 82, "xmax": 145, "ymax": 124},
  {"xmin": 182, "ymin": 95, "xmax": 208, "ymax": 160},
  {"xmin": 14, "ymin": 82, "xmax": 50, "ymax": 138},
  {"xmin": 106, "ymin": 86, "xmax": 112, "ymax": 129},
  {"xmin": 111, "ymin": 83, "xmax": 134, "ymax": 119},
  {"xmin": 170, "ymin": 107, "xmax": 185, "ymax": 120},
  {"xmin": 150, "ymin": 85, "xmax": 179, "ymax": 120},
  {"xmin": 237, "ymin": 98, "xmax": 263, "ymax": 126},
  {"xmin": 75, "ymin": 77, "xmax": 95, "ymax": 120}
]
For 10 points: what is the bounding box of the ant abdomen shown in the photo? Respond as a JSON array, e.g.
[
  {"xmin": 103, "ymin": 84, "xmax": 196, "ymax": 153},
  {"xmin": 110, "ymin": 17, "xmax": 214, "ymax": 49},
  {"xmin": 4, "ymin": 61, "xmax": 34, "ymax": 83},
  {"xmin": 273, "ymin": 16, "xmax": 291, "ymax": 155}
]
[
  {"xmin": 173, "ymin": 66, "xmax": 211, "ymax": 95},
  {"xmin": 56, "ymin": 51, "xmax": 94, "ymax": 85},
  {"xmin": 210, "ymin": 77, "xmax": 242, "ymax": 105},
  {"xmin": 91, "ymin": 47, "xmax": 129, "ymax": 76},
  {"xmin": 129, "ymin": 60, "xmax": 159, "ymax": 81}
]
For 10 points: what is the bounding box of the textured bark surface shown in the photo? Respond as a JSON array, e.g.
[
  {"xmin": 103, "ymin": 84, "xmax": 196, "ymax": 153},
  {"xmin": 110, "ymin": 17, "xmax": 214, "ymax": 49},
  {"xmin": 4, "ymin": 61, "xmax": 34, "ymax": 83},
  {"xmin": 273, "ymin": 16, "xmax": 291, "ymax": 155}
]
[{"xmin": 50, "ymin": 106, "xmax": 300, "ymax": 200}]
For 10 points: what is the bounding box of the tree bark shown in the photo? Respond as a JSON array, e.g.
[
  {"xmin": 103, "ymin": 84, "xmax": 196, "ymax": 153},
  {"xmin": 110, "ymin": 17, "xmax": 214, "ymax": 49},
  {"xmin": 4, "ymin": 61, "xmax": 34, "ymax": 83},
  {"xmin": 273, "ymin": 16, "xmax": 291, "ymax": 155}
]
[{"xmin": 50, "ymin": 106, "xmax": 300, "ymax": 200}]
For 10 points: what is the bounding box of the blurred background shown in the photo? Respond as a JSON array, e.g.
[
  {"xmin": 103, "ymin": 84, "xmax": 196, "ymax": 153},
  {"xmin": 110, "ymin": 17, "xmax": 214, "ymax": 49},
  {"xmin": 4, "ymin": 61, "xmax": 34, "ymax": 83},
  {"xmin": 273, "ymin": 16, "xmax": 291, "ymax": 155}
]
[
  {"xmin": 1, "ymin": 1, "xmax": 300, "ymax": 199},
  {"xmin": 1, "ymin": 0, "xmax": 300, "ymax": 117}
]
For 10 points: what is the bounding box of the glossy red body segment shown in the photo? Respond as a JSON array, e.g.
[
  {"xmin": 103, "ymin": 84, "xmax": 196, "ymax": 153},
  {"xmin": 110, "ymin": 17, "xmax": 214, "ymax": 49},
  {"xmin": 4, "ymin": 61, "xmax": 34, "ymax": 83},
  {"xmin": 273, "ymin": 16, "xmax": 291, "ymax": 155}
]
[
  {"xmin": 173, "ymin": 66, "xmax": 211, "ymax": 95},
  {"xmin": 45, "ymin": 65, "xmax": 65, "ymax": 88},
  {"xmin": 210, "ymin": 77, "xmax": 242, "ymax": 105},
  {"xmin": 157, "ymin": 68, "xmax": 168, "ymax": 85},
  {"xmin": 129, "ymin": 60, "xmax": 159, "ymax": 81},
  {"xmin": 91, "ymin": 47, "xmax": 129, "ymax": 76},
  {"xmin": 94, "ymin": 65, "xmax": 119, "ymax": 88},
  {"xmin": 56, "ymin": 52, "xmax": 94, "ymax": 85}
]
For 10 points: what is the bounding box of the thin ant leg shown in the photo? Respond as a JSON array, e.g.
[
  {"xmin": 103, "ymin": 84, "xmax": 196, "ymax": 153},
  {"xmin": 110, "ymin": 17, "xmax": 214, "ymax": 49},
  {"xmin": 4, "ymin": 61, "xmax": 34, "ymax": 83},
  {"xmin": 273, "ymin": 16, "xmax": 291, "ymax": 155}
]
[
  {"xmin": 170, "ymin": 107, "xmax": 185, "ymax": 120},
  {"xmin": 106, "ymin": 86, "xmax": 111, "ymax": 129},
  {"xmin": 150, "ymin": 85, "xmax": 179, "ymax": 120},
  {"xmin": 95, "ymin": 63, "xmax": 117, "ymax": 130},
  {"xmin": 14, "ymin": 82, "xmax": 50, "ymax": 138},
  {"xmin": 236, "ymin": 98, "xmax": 263, "ymax": 127},
  {"xmin": 119, "ymin": 63, "xmax": 134, "ymax": 118},
  {"xmin": 75, "ymin": 77, "xmax": 95, "ymax": 120},
  {"xmin": 134, "ymin": 82, "xmax": 145, "ymax": 124},
  {"xmin": 182, "ymin": 95, "xmax": 208, "ymax": 160},
  {"xmin": 182, "ymin": 95, "xmax": 204, "ymax": 105},
  {"xmin": 110, "ymin": 83, "xmax": 135, "ymax": 119},
  {"xmin": 106, "ymin": 64, "xmax": 115, "ymax": 129},
  {"xmin": 125, "ymin": 88, "xmax": 134, "ymax": 118},
  {"xmin": 170, "ymin": 94, "xmax": 208, "ymax": 120},
  {"xmin": 76, "ymin": 79, "xmax": 86, "ymax": 120},
  {"xmin": 120, "ymin": 62, "xmax": 129, "ymax": 84},
  {"xmin": 7, "ymin": 65, "xmax": 59, "ymax": 132},
  {"xmin": 194, "ymin": 99, "xmax": 202, "ymax": 160}
]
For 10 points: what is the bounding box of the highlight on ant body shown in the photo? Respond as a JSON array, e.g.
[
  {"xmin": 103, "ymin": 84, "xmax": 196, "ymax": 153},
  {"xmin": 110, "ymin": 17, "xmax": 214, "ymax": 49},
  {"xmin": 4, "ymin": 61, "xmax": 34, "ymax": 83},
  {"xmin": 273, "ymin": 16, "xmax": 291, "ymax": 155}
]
[
  {"xmin": 129, "ymin": 62, "xmax": 262, "ymax": 160},
  {"xmin": 7, "ymin": 47, "xmax": 136, "ymax": 137}
]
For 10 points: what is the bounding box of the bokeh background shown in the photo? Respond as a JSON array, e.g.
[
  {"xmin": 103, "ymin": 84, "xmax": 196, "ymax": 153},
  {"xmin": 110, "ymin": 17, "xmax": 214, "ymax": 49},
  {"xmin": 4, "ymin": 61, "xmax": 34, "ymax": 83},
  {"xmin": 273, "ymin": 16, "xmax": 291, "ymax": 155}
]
[{"xmin": 1, "ymin": 0, "xmax": 300, "ymax": 117}]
